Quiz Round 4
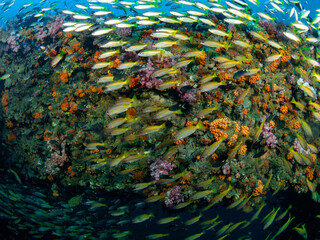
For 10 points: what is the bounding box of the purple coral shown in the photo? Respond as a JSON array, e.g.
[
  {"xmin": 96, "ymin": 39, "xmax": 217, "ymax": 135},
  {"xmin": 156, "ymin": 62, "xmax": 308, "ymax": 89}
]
[
  {"xmin": 154, "ymin": 57, "xmax": 175, "ymax": 68},
  {"xmin": 48, "ymin": 15, "xmax": 64, "ymax": 38},
  {"xmin": 44, "ymin": 135, "xmax": 69, "ymax": 175},
  {"xmin": 6, "ymin": 32, "xmax": 20, "ymax": 52},
  {"xmin": 115, "ymin": 27, "xmax": 132, "ymax": 37},
  {"xmin": 36, "ymin": 23, "xmax": 48, "ymax": 41},
  {"xmin": 138, "ymin": 59, "xmax": 163, "ymax": 89},
  {"xmin": 149, "ymin": 158, "xmax": 174, "ymax": 181},
  {"xmin": 288, "ymin": 74, "xmax": 295, "ymax": 84},
  {"xmin": 261, "ymin": 121, "xmax": 278, "ymax": 149},
  {"xmin": 258, "ymin": 18, "xmax": 285, "ymax": 40},
  {"xmin": 222, "ymin": 162, "xmax": 231, "ymax": 175},
  {"xmin": 164, "ymin": 186, "xmax": 184, "ymax": 207},
  {"xmin": 293, "ymin": 138, "xmax": 310, "ymax": 155},
  {"xmin": 177, "ymin": 81, "xmax": 197, "ymax": 103}
]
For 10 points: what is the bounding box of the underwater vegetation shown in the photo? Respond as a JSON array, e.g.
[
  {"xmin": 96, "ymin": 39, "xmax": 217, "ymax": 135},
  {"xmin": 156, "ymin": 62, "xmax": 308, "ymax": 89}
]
[{"xmin": 1, "ymin": 0, "xmax": 320, "ymax": 239}]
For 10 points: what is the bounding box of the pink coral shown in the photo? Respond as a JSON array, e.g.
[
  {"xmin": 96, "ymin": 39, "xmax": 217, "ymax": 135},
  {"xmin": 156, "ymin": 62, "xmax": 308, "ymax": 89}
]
[
  {"xmin": 7, "ymin": 32, "xmax": 20, "ymax": 52},
  {"xmin": 138, "ymin": 59, "xmax": 163, "ymax": 89},
  {"xmin": 177, "ymin": 81, "xmax": 197, "ymax": 103},
  {"xmin": 48, "ymin": 15, "xmax": 64, "ymax": 38},
  {"xmin": 44, "ymin": 135, "xmax": 69, "ymax": 175},
  {"xmin": 164, "ymin": 186, "xmax": 184, "ymax": 207},
  {"xmin": 261, "ymin": 120, "xmax": 278, "ymax": 149},
  {"xmin": 149, "ymin": 158, "xmax": 174, "ymax": 181},
  {"xmin": 293, "ymin": 138, "xmax": 310, "ymax": 156}
]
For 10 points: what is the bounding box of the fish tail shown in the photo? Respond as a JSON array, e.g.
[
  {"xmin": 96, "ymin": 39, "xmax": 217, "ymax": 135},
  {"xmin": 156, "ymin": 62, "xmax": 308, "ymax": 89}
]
[{"xmin": 196, "ymin": 121, "xmax": 204, "ymax": 130}]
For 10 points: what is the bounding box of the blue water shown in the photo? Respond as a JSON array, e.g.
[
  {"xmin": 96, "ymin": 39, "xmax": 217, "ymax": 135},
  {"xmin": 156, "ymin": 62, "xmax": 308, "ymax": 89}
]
[
  {"xmin": 1, "ymin": 0, "xmax": 320, "ymax": 239},
  {"xmin": 1, "ymin": 0, "xmax": 318, "ymax": 26}
]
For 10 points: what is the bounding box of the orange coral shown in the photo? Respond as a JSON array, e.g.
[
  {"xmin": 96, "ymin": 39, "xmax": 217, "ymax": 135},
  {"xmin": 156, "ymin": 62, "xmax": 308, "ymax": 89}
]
[
  {"xmin": 97, "ymin": 86, "xmax": 103, "ymax": 94},
  {"xmin": 306, "ymin": 166, "xmax": 314, "ymax": 181},
  {"xmin": 88, "ymin": 86, "xmax": 97, "ymax": 93},
  {"xmin": 235, "ymin": 123, "xmax": 240, "ymax": 133},
  {"xmin": 69, "ymin": 103, "xmax": 78, "ymax": 113},
  {"xmin": 209, "ymin": 118, "xmax": 230, "ymax": 141},
  {"xmin": 185, "ymin": 121, "xmax": 193, "ymax": 127},
  {"xmin": 6, "ymin": 121, "xmax": 14, "ymax": 128},
  {"xmin": 293, "ymin": 121, "xmax": 301, "ymax": 131},
  {"xmin": 93, "ymin": 51, "xmax": 104, "ymax": 62},
  {"xmin": 61, "ymin": 101, "xmax": 69, "ymax": 111},
  {"xmin": 262, "ymin": 102, "xmax": 268, "ymax": 109},
  {"xmin": 76, "ymin": 89, "xmax": 85, "ymax": 98},
  {"xmin": 280, "ymin": 105, "xmax": 288, "ymax": 114},
  {"xmin": 66, "ymin": 32, "xmax": 72, "ymax": 38},
  {"xmin": 142, "ymin": 29, "xmax": 154, "ymax": 39},
  {"xmin": 238, "ymin": 145, "xmax": 247, "ymax": 155},
  {"xmin": 8, "ymin": 133, "xmax": 16, "ymax": 141},
  {"xmin": 252, "ymin": 181, "xmax": 264, "ymax": 196},
  {"xmin": 228, "ymin": 134, "xmax": 238, "ymax": 147},
  {"xmin": 49, "ymin": 50, "xmax": 57, "ymax": 59},
  {"xmin": 211, "ymin": 153, "xmax": 218, "ymax": 160},
  {"xmin": 59, "ymin": 72, "xmax": 69, "ymax": 83},
  {"xmin": 241, "ymin": 126, "xmax": 249, "ymax": 136},
  {"xmin": 195, "ymin": 52, "xmax": 207, "ymax": 65},
  {"xmin": 32, "ymin": 112, "xmax": 42, "ymax": 119},
  {"xmin": 269, "ymin": 121, "xmax": 275, "ymax": 128},
  {"xmin": 264, "ymin": 84, "xmax": 270, "ymax": 92},
  {"xmin": 129, "ymin": 77, "xmax": 139, "ymax": 88},
  {"xmin": 126, "ymin": 107, "xmax": 137, "ymax": 118},
  {"xmin": 248, "ymin": 74, "xmax": 260, "ymax": 84},
  {"xmin": 1, "ymin": 93, "xmax": 8, "ymax": 106}
]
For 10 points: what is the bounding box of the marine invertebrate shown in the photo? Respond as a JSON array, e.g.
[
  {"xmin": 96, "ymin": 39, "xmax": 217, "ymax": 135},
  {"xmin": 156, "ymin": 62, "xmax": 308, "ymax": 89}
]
[
  {"xmin": 138, "ymin": 59, "xmax": 163, "ymax": 89},
  {"xmin": 261, "ymin": 121, "xmax": 278, "ymax": 149},
  {"xmin": 177, "ymin": 81, "xmax": 197, "ymax": 103},
  {"xmin": 209, "ymin": 118, "xmax": 230, "ymax": 141},
  {"xmin": 149, "ymin": 158, "xmax": 174, "ymax": 181},
  {"xmin": 164, "ymin": 186, "xmax": 184, "ymax": 208}
]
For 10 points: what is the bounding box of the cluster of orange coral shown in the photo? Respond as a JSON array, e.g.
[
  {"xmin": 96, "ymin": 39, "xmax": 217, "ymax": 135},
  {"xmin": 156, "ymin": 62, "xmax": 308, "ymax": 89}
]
[
  {"xmin": 280, "ymin": 50, "xmax": 291, "ymax": 63},
  {"xmin": 241, "ymin": 126, "xmax": 249, "ymax": 136},
  {"xmin": 264, "ymin": 84, "xmax": 270, "ymax": 92},
  {"xmin": 32, "ymin": 112, "xmax": 42, "ymax": 119},
  {"xmin": 8, "ymin": 133, "xmax": 16, "ymax": 141},
  {"xmin": 211, "ymin": 153, "xmax": 218, "ymax": 160},
  {"xmin": 1, "ymin": 93, "xmax": 8, "ymax": 106},
  {"xmin": 185, "ymin": 121, "xmax": 193, "ymax": 127},
  {"xmin": 266, "ymin": 58, "xmax": 281, "ymax": 72},
  {"xmin": 195, "ymin": 52, "xmax": 207, "ymax": 66},
  {"xmin": 129, "ymin": 77, "xmax": 139, "ymax": 88},
  {"xmin": 237, "ymin": 76, "xmax": 246, "ymax": 83},
  {"xmin": 252, "ymin": 180, "xmax": 265, "ymax": 196},
  {"xmin": 228, "ymin": 134, "xmax": 238, "ymax": 147},
  {"xmin": 59, "ymin": 72, "xmax": 69, "ymax": 83},
  {"xmin": 93, "ymin": 51, "xmax": 104, "ymax": 63},
  {"xmin": 6, "ymin": 121, "xmax": 14, "ymax": 128},
  {"xmin": 69, "ymin": 103, "xmax": 78, "ymax": 113},
  {"xmin": 209, "ymin": 118, "xmax": 230, "ymax": 140},
  {"xmin": 76, "ymin": 89, "xmax": 85, "ymax": 98},
  {"xmin": 88, "ymin": 86, "xmax": 97, "ymax": 93},
  {"xmin": 48, "ymin": 50, "xmax": 57, "ymax": 59},
  {"xmin": 238, "ymin": 145, "xmax": 247, "ymax": 155},
  {"xmin": 216, "ymin": 23, "xmax": 226, "ymax": 32},
  {"xmin": 235, "ymin": 123, "xmax": 240, "ymax": 133},
  {"xmin": 280, "ymin": 105, "xmax": 288, "ymax": 114},
  {"xmin": 126, "ymin": 107, "xmax": 137, "ymax": 118},
  {"xmin": 61, "ymin": 97, "xmax": 69, "ymax": 112},
  {"xmin": 306, "ymin": 166, "xmax": 314, "ymax": 181},
  {"xmin": 248, "ymin": 74, "xmax": 260, "ymax": 84},
  {"xmin": 142, "ymin": 29, "xmax": 154, "ymax": 39},
  {"xmin": 269, "ymin": 121, "xmax": 275, "ymax": 128}
]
